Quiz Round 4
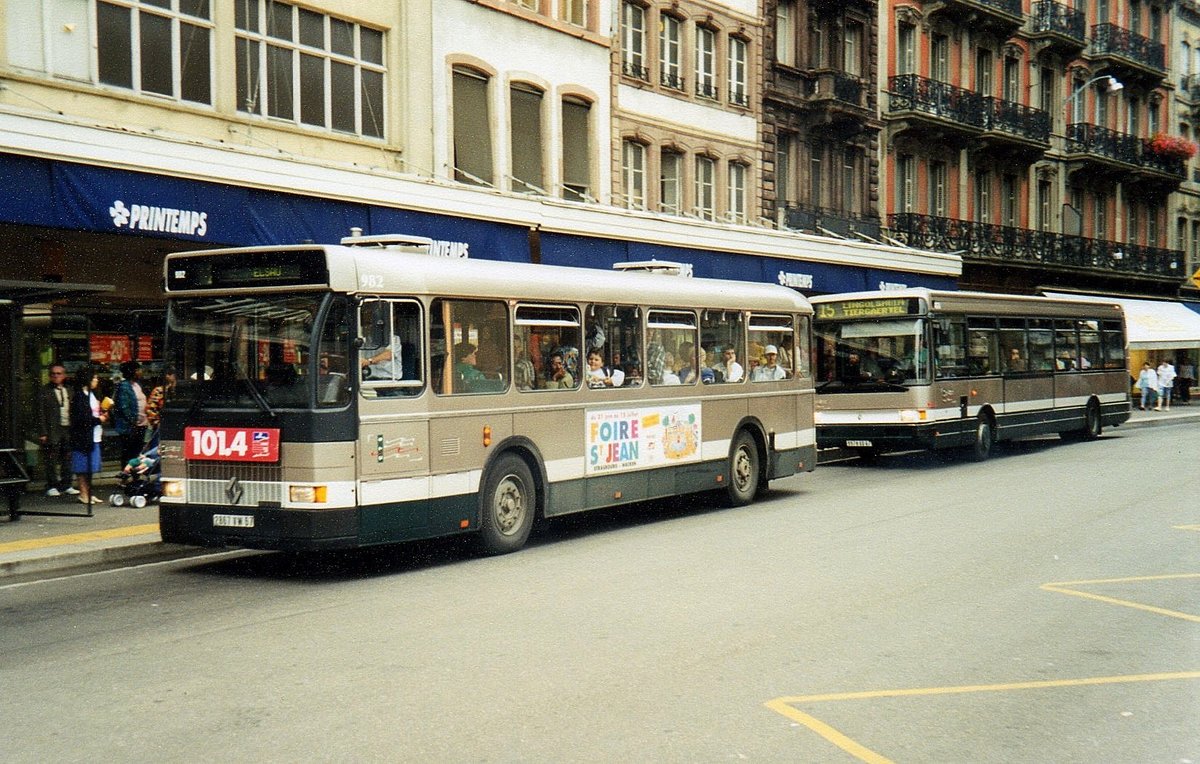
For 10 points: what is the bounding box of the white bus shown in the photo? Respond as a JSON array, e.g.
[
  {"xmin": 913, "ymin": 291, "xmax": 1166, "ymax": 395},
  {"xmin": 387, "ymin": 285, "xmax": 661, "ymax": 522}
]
[
  {"xmin": 158, "ymin": 236, "xmax": 816, "ymax": 553},
  {"xmin": 811, "ymin": 289, "xmax": 1130, "ymax": 460}
]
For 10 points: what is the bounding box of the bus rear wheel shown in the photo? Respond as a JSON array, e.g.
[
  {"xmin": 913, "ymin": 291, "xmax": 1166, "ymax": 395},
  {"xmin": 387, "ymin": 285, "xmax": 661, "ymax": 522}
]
[
  {"xmin": 477, "ymin": 454, "xmax": 536, "ymax": 555},
  {"xmin": 725, "ymin": 431, "xmax": 761, "ymax": 507}
]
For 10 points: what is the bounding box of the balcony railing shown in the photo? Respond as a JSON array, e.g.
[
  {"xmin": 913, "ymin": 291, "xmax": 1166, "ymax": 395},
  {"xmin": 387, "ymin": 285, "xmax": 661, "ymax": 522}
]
[
  {"xmin": 889, "ymin": 212, "xmax": 1183, "ymax": 278},
  {"xmin": 1031, "ymin": 1, "xmax": 1086, "ymax": 43},
  {"xmin": 729, "ymin": 88, "xmax": 750, "ymax": 107},
  {"xmin": 982, "ymin": 96, "xmax": 1051, "ymax": 142},
  {"xmin": 660, "ymin": 69, "xmax": 685, "ymax": 91},
  {"xmin": 1066, "ymin": 123, "xmax": 1186, "ymax": 177},
  {"xmin": 889, "ymin": 75, "xmax": 1049, "ymax": 143},
  {"xmin": 622, "ymin": 61, "xmax": 649, "ymax": 82},
  {"xmin": 696, "ymin": 81, "xmax": 719, "ymax": 100},
  {"xmin": 786, "ymin": 204, "xmax": 881, "ymax": 240},
  {"xmin": 1090, "ymin": 23, "xmax": 1165, "ymax": 72},
  {"xmin": 889, "ymin": 74, "xmax": 985, "ymax": 127}
]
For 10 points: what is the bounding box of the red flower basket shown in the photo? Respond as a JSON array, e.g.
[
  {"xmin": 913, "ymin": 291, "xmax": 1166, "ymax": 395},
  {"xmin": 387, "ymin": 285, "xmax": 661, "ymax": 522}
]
[{"xmin": 1148, "ymin": 133, "xmax": 1198, "ymax": 161}]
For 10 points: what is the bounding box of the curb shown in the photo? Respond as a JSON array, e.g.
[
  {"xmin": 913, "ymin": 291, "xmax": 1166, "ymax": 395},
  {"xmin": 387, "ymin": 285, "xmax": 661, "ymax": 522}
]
[{"xmin": 0, "ymin": 537, "xmax": 213, "ymax": 583}]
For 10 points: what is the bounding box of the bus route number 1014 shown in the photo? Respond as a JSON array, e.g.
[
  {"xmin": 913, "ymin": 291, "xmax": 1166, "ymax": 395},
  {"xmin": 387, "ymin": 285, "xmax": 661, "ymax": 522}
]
[{"xmin": 184, "ymin": 427, "xmax": 281, "ymax": 463}]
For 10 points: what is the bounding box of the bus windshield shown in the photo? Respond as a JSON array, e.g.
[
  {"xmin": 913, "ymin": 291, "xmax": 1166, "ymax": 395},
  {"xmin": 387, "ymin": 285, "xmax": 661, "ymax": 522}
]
[
  {"xmin": 166, "ymin": 294, "xmax": 343, "ymax": 411},
  {"xmin": 815, "ymin": 317, "xmax": 929, "ymax": 391}
]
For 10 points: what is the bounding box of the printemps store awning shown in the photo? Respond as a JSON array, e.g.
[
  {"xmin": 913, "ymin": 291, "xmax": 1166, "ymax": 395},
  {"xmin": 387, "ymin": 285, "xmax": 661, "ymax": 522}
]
[{"xmin": 1043, "ymin": 293, "xmax": 1200, "ymax": 351}]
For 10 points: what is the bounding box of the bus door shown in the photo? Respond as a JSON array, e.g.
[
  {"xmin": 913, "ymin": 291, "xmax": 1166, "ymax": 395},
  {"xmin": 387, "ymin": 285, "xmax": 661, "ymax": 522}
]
[{"xmin": 999, "ymin": 318, "xmax": 1054, "ymax": 431}]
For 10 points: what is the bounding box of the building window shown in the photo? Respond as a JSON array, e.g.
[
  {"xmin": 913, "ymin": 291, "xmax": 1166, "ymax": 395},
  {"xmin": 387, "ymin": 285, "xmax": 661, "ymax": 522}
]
[
  {"xmin": 695, "ymin": 156, "xmax": 715, "ymax": 220},
  {"xmin": 1001, "ymin": 173, "xmax": 1017, "ymax": 226},
  {"xmin": 1148, "ymin": 102, "xmax": 1160, "ymax": 135},
  {"xmin": 1148, "ymin": 205, "xmax": 1159, "ymax": 246},
  {"xmin": 621, "ymin": 2, "xmax": 648, "ymax": 81},
  {"xmin": 777, "ymin": 134, "xmax": 797, "ymax": 208},
  {"xmin": 561, "ymin": 96, "xmax": 592, "ymax": 201},
  {"xmin": 897, "ymin": 153, "xmax": 915, "ymax": 213},
  {"xmin": 1097, "ymin": 0, "xmax": 1109, "ymax": 23},
  {"xmin": 1128, "ymin": 203, "xmax": 1140, "ymax": 244},
  {"xmin": 1072, "ymin": 75, "xmax": 1085, "ymax": 123},
  {"xmin": 728, "ymin": 162, "xmax": 747, "ymax": 223},
  {"xmin": 510, "ymin": 83, "xmax": 545, "ymax": 194},
  {"xmin": 929, "ymin": 161, "xmax": 948, "ymax": 217},
  {"xmin": 622, "ymin": 140, "xmax": 646, "ymax": 209},
  {"xmin": 1003, "ymin": 57, "xmax": 1019, "ymax": 101},
  {"xmin": 810, "ymin": 142, "xmax": 824, "ymax": 208},
  {"xmin": 1039, "ymin": 66, "xmax": 1055, "ymax": 114},
  {"xmin": 660, "ymin": 14, "xmax": 683, "ymax": 90},
  {"xmin": 975, "ymin": 171, "xmax": 992, "ymax": 223},
  {"xmin": 1037, "ymin": 180, "xmax": 1052, "ymax": 231},
  {"xmin": 897, "ymin": 23, "xmax": 916, "ymax": 75},
  {"xmin": 236, "ymin": 1, "xmax": 384, "ymax": 137},
  {"xmin": 931, "ymin": 35, "xmax": 949, "ymax": 81},
  {"xmin": 808, "ymin": 19, "xmax": 826, "ymax": 69},
  {"xmin": 976, "ymin": 50, "xmax": 993, "ymax": 96},
  {"xmin": 1095, "ymin": 192, "xmax": 1108, "ymax": 238},
  {"xmin": 452, "ymin": 67, "xmax": 493, "ymax": 186},
  {"xmin": 842, "ymin": 148, "xmax": 862, "ymax": 215},
  {"xmin": 98, "ymin": 0, "xmax": 212, "ymax": 104},
  {"xmin": 1097, "ymin": 89, "xmax": 1110, "ymax": 127},
  {"xmin": 776, "ymin": 1, "xmax": 796, "ymax": 67},
  {"xmin": 561, "ymin": 0, "xmax": 586, "ymax": 26},
  {"xmin": 843, "ymin": 23, "xmax": 861, "ymax": 77},
  {"xmin": 728, "ymin": 37, "xmax": 748, "ymax": 106},
  {"xmin": 696, "ymin": 27, "xmax": 717, "ymax": 99},
  {"xmin": 1127, "ymin": 97, "xmax": 1140, "ymax": 134},
  {"xmin": 660, "ymin": 150, "xmax": 682, "ymax": 214}
]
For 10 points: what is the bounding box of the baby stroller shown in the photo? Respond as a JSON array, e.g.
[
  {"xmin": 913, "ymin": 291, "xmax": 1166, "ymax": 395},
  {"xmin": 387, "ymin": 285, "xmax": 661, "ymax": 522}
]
[{"xmin": 110, "ymin": 432, "xmax": 161, "ymax": 508}]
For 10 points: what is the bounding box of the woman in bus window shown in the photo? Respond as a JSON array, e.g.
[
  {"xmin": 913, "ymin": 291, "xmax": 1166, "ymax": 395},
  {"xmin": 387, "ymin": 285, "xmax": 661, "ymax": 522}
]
[{"xmin": 454, "ymin": 343, "xmax": 489, "ymax": 392}]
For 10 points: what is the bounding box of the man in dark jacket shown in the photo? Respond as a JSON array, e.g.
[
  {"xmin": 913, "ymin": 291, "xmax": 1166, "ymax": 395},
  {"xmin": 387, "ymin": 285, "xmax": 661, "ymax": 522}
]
[{"xmin": 36, "ymin": 363, "xmax": 78, "ymax": 497}]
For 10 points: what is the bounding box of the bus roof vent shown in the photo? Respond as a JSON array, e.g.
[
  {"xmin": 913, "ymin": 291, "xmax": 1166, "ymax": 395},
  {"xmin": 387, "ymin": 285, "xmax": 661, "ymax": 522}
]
[
  {"xmin": 612, "ymin": 260, "xmax": 694, "ymax": 277},
  {"xmin": 340, "ymin": 232, "xmax": 434, "ymax": 254}
]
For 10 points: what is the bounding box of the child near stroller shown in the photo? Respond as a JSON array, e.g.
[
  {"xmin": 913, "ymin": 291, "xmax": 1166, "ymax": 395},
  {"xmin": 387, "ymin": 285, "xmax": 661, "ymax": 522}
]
[{"xmin": 110, "ymin": 431, "xmax": 160, "ymax": 508}]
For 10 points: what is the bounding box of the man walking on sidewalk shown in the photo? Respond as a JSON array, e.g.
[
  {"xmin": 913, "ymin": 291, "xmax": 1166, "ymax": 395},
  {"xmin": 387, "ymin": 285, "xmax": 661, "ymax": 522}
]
[{"xmin": 36, "ymin": 363, "xmax": 79, "ymax": 497}]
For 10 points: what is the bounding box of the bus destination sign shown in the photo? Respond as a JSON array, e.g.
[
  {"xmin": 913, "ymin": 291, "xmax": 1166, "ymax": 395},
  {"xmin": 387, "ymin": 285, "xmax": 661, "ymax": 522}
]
[
  {"xmin": 816, "ymin": 298, "xmax": 918, "ymax": 320},
  {"xmin": 167, "ymin": 250, "xmax": 329, "ymax": 290}
]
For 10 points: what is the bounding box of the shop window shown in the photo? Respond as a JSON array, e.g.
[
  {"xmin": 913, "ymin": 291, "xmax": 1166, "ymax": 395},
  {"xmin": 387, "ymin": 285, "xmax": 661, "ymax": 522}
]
[
  {"xmin": 98, "ymin": 0, "xmax": 212, "ymax": 104},
  {"xmin": 513, "ymin": 305, "xmax": 582, "ymax": 391},
  {"xmin": 430, "ymin": 299, "xmax": 509, "ymax": 395},
  {"xmin": 236, "ymin": 1, "xmax": 384, "ymax": 137}
]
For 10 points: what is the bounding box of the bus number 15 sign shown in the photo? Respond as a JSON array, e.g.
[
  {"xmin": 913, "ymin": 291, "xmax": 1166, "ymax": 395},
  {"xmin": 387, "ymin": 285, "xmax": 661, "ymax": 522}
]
[{"xmin": 185, "ymin": 427, "xmax": 280, "ymax": 462}]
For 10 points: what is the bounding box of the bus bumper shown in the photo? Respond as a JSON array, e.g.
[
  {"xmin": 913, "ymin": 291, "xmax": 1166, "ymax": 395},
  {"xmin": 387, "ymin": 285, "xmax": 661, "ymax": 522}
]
[
  {"xmin": 816, "ymin": 423, "xmax": 942, "ymax": 452},
  {"xmin": 160, "ymin": 504, "xmax": 360, "ymax": 551}
]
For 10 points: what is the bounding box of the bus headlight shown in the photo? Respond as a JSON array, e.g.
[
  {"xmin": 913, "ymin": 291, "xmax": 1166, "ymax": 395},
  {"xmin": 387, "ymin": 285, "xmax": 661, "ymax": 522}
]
[
  {"xmin": 899, "ymin": 409, "xmax": 928, "ymax": 423},
  {"xmin": 289, "ymin": 485, "xmax": 328, "ymax": 504},
  {"xmin": 162, "ymin": 479, "xmax": 184, "ymax": 500}
]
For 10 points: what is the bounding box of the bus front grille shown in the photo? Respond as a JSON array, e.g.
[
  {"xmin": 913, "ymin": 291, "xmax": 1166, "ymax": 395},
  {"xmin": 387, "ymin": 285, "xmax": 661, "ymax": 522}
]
[{"xmin": 186, "ymin": 462, "xmax": 284, "ymax": 506}]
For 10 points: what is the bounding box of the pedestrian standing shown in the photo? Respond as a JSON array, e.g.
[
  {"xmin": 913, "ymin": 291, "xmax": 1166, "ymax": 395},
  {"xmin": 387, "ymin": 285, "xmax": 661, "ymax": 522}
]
[
  {"xmin": 1137, "ymin": 362, "xmax": 1159, "ymax": 411},
  {"xmin": 68, "ymin": 364, "xmax": 106, "ymax": 506},
  {"xmin": 1156, "ymin": 359, "xmax": 1176, "ymax": 411},
  {"xmin": 1179, "ymin": 360, "xmax": 1195, "ymax": 404},
  {"xmin": 113, "ymin": 360, "xmax": 148, "ymax": 465},
  {"xmin": 36, "ymin": 363, "xmax": 80, "ymax": 497},
  {"xmin": 145, "ymin": 366, "xmax": 176, "ymax": 434}
]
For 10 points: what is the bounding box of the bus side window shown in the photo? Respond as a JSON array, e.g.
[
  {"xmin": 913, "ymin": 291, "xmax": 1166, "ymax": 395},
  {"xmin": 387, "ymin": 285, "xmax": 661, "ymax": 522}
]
[
  {"xmin": 514, "ymin": 305, "xmax": 582, "ymax": 392},
  {"xmin": 1077, "ymin": 320, "xmax": 1100, "ymax": 370},
  {"xmin": 586, "ymin": 305, "xmax": 641, "ymax": 387},
  {"xmin": 647, "ymin": 310, "xmax": 697, "ymax": 386},
  {"xmin": 935, "ymin": 317, "xmax": 967, "ymax": 379},
  {"xmin": 999, "ymin": 318, "xmax": 1028, "ymax": 373},
  {"xmin": 1101, "ymin": 320, "xmax": 1125, "ymax": 369},
  {"xmin": 359, "ymin": 300, "xmax": 423, "ymax": 397},
  {"xmin": 701, "ymin": 310, "xmax": 745, "ymax": 384},
  {"xmin": 966, "ymin": 317, "xmax": 998, "ymax": 376},
  {"xmin": 317, "ymin": 297, "xmax": 352, "ymax": 407},
  {"xmin": 1028, "ymin": 319, "xmax": 1054, "ymax": 372},
  {"xmin": 431, "ymin": 298, "xmax": 509, "ymax": 395},
  {"xmin": 748, "ymin": 314, "xmax": 793, "ymax": 382}
]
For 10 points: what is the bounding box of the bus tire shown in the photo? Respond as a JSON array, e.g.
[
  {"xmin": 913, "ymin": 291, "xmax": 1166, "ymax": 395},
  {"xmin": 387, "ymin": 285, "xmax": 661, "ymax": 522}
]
[
  {"xmin": 969, "ymin": 415, "xmax": 994, "ymax": 462},
  {"xmin": 477, "ymin": 453, "xmax": 536, "ymax": 555},
  {"xmin": 1063, "ymin": 400, "xmax": 1102, "ymax": 441},
  {"xmin": 725, "ymin": 431, "xmax": 761, "ymax": 507}
]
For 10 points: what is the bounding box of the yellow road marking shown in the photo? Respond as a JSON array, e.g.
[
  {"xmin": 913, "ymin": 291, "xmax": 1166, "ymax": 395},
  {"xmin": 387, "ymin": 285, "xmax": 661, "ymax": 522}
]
[
  {"xmin": 1174, "ymin": 524, "xmax": 1200, "ymax": 531},
  {"xmin": 1041, "ymin": 573, "xmax": 1200, "ymax": 623},
  {"xmin": 767, "ymin": 671, "xmax": 1200, "ymax": 763},
  {"xmin": 0, "ymin": 524, "xmax": 159, "ymax": 554}
]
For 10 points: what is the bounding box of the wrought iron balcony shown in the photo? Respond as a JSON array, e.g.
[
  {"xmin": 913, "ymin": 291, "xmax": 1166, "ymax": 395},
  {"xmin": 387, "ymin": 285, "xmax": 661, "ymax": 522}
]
[
  {"xmin": 622, "ymin": 61, "xmax": 649, "ymax": 82},
  {"xmin": 889, "ymin": 74, "xmax": 985, "ymax": 130},
  {"xmin": 927, "ymin": 0, "xmax": 1023, "ymax": 34},
  {"xmin": 696, "ymin": 81, "xmax": 719, "ymax": 100},
  {"xmin": 729, "ymin": 88, "xmax": 750, "ymax": 108},
  {"xmin": 1090, "ymin": 23, "xmax": 1165, "ymax": 76},
  {"xmin": 981, "ymin": 97, "xmax": 1051, "ymax": 144},
  {"xmin": 888, "ymin": 212, "xmax": 1184, "ymax": 278},
  {"xmin": 786, "ymin": 205, "xmax": 881, "ymax": 240},
  {"xmin": 660, "ymin": 70, "xmax": 685, "ymax": 91},
  {"xmin": 1029, "ymin": 1, "xmax": 1086, "ymax": 49},
  {"xmin": 1066, "ymin": 123, "xmax": 1185, "ymax": 179}
]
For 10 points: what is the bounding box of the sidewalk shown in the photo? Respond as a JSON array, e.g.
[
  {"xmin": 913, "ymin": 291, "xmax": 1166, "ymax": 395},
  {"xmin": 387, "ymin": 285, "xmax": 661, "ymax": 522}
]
[{"xmin": 3, "ymin": 405, "xmax": 1198, "ymax": 582}]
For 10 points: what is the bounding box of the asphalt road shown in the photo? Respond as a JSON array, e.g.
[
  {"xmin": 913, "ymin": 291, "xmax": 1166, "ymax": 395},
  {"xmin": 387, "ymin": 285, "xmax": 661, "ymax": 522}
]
[{"xmin": 3, "ymin": 422, "xmax": 1198, "ymax": 763}]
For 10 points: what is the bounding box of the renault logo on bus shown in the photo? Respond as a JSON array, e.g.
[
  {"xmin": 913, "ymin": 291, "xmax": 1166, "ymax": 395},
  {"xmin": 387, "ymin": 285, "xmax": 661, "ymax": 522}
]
[{"xmin": 225, "ymin": 476, "xmax": 244, "ymax": 505}]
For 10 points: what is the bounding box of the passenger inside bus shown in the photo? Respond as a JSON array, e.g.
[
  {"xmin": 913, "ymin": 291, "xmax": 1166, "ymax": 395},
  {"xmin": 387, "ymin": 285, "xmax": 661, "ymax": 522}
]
[
  {"xmin": 586, "ymin": 350, "xmax": 625, "ymax": 387},
  {"xmin": 541, "ymin": 352, "xmax": 575, "ymax": 389},
  {"xmin": 752, "ymin": 346, "xmax": 788, "ymax": 381},
  {"xmin": 1006, "ymin": 347, "xmax": 1027, "ymax": 372},
  {"xmin": 454, "ymin": 342, "xmax": 491, "ymax": 393}
]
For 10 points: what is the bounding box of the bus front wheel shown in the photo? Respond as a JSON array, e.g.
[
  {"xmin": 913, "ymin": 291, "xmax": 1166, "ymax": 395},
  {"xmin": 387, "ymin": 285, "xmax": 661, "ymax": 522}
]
[
  {"xmin": 477, "ymin": 454, "xmax": 536, "ymax": 555},
  {"xmin": 969, "ymin": 416, "xmax": 994, "ymax": 462},
  {"xmin": 725, "ymin": 431, "xmax": 761, "ymax": 507}
]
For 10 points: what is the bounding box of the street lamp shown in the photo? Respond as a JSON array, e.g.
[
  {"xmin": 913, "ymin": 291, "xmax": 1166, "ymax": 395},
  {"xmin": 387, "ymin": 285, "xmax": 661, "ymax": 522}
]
[{"xmin": 1063, "ymin": 74, "xmax": 1124, "ymax": 110}]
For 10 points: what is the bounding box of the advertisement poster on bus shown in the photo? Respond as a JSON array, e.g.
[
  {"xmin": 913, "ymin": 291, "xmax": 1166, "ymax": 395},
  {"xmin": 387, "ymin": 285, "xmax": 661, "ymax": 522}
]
[{"xmin": 585, "ymin": 405, "xmax": 701, "ymax": 475}]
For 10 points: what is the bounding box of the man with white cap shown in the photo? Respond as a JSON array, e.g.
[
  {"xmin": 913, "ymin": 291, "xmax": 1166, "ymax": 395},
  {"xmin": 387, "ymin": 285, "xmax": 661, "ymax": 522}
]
[{"xmin": 752, "ymin": 344, "xmax": 788, "ymax": 381}]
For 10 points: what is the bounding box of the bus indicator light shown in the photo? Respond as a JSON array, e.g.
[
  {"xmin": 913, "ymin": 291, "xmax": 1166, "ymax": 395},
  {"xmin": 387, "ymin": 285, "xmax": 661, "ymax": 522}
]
[
  {"xmin": 460, "ymin": 519, "xmax": 470, "ymax": 529},
  {"xmin": 483, "ymin": 426, "xmax": 492, "ymax": 446}
]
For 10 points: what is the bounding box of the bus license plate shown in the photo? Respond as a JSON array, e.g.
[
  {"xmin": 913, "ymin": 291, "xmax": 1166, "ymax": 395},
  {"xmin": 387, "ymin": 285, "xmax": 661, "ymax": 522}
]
[
  {"xmin": 213, "ymin": 514, "xmax": 255, "ymax": 528},
  {"xmin": 845, "ymin": 440, "xmax": 874, "ymax": 448}
]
